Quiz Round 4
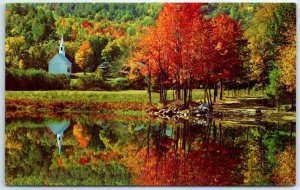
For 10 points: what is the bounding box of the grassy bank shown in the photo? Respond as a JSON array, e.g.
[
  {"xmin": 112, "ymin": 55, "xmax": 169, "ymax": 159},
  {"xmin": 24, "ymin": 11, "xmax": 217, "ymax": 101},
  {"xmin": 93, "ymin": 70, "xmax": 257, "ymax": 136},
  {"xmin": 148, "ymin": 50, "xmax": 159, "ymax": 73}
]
[
  {"xmin": 5, "ymin": 90, "xmax": 295, "ymax": 121},
  {"xmin": 6, "ymin": 90, "xmax": 203, "ymax": 104},
  {"xmin": 5, "ymin": 90, "xmax": 205, "ymax": 111}
]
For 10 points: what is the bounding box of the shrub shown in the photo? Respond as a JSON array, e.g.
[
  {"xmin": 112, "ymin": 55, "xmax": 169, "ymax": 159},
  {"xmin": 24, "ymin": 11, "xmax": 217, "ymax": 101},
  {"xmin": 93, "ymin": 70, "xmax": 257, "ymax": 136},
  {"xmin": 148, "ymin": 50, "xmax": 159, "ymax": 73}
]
[
  {"xmin": 74, "ymin": 74, "xmax": 107, "ymax": 90},
  {"xmin": 127, "ymin": 77, "xmax": 147, "ymax": 90},
  {"xmin": 106, "ymin": 78, "xmax": 130, "ymax": 90},
  {"xmin": 6, "ymin": 68, "xmax": 70, "ymax": 90}
]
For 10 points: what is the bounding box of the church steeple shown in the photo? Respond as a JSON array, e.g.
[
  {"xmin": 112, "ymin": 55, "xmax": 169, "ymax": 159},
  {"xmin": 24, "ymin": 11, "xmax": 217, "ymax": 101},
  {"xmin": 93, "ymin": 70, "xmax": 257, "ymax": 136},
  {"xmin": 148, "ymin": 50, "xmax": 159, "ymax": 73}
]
[
  {"xmin": 57, "ymin": 133, "xmax": 63, "ymax": 154},
  {"xmin": 59, "ymin": 34, "xmax": 65, "ymax": 56}
]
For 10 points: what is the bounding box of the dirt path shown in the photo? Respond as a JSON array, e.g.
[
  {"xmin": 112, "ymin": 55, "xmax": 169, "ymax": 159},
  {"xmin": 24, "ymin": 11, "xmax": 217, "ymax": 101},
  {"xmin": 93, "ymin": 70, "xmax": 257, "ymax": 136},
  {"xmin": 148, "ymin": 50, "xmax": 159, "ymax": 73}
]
[{"xmin": 214, "ymin": 96, "xmax": 296, "ymax": 122}]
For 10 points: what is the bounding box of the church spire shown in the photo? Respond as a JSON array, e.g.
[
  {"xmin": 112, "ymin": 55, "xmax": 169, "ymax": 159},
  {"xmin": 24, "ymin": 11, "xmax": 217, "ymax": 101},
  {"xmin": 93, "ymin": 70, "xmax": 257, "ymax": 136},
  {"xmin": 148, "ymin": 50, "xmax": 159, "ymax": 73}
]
[
  {"xmin": 57, "ymin": 133, "xmax": 63, "ymax": 154},
  {"xmin": 59, "ymin": 34, "xmax": 65, "ymax": 56}
]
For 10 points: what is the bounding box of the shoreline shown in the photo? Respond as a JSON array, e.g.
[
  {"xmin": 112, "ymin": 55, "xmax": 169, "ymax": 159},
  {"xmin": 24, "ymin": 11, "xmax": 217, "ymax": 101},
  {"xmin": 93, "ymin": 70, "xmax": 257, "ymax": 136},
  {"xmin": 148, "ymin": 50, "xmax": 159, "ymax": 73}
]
[{"xmin": 6, "ymin": 96, "xmax": 296, "ymax": 122}]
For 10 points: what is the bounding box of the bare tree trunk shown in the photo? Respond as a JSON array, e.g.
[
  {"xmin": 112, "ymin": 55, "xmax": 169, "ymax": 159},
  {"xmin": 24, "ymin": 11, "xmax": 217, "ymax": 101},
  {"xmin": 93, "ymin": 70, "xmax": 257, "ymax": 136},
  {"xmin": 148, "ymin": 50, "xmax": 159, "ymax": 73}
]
[
  {"xmin": 147, "ymin": 70, "xmax": 152, "ymax": 103},
  {"xmin": 183, "ymin": 80, "xmax": 187, "ymax": 107},
  {"xmin": 177, "ymin": 80, "xmax": 181, "ymax": 100},
  {"xmin": 213, "ymin": 83, "xmax": 217, "ymax": 102},
  {"xmin": 220, "ymin": 80, "xmax": 223, "ymax": 100},
  {"xmin": 208, "ymin": 86, "xmax": 212, "ymax": 104},
  {"xmin": 188, "ymin": 78, "xmax": 193, "ymax": 107},
  {"xmin": 291, "ymin": 94, "xmax": 295, "ymax": 110},
  {"xmin": 173, "ymin": 88, "xmax": 175, "ymax": 101},
  {"xmin": 204, "ymin": 86, "xmax": 207, "ymax": 103}
]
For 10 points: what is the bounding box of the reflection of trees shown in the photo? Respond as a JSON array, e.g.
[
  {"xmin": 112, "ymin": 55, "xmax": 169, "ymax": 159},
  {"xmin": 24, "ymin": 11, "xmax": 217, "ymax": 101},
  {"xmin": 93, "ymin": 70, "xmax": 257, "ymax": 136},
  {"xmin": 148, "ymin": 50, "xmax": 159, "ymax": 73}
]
[
  {"xmin": 272, "ymin": 145, "xmax": 295, "ymax": 185},
  {"xmin": 240, "ymin": 121, "xmax": 296, "ymax": 185},
  {"xmin": 6, "ymin": 116, "xmax": 296, "ymax": 186},
  {"xmin": 73, "ymin": 122, "xmax": 91, "ymax": 148},
  {"xmin": 5, "ymin": 128, "xmax": 52, "ymax": 184},
  {"xmin": 6, "ymin": 119, "xmax": 131, "ymax": 185},
  {"xmin": 99, "ymin": 120, "xmax": 133, "ymax": 152},
  {"xmin": 130, "ymin": 120, "xmax": 243, "ymax": 186}
]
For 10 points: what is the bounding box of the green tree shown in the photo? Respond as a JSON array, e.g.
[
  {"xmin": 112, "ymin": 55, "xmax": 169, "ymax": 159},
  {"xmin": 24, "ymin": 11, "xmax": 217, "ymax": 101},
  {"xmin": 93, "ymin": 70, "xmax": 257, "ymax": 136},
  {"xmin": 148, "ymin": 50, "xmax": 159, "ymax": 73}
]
[
  {"xmin": 88, "ymin": 35, "xmax": 109, "ymax": 71},
  {"xmin": 101, "ymin": 40, "xmax": 122, "ymax": 76},
  {"xmin": 5, "ymin": 36, "xmax": 27, "ymax": 68}
]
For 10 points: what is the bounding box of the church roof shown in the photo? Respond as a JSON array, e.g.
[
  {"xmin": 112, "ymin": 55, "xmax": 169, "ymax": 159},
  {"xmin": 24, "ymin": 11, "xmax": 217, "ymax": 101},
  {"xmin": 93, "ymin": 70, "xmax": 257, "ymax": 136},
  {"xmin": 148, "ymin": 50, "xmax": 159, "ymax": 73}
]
[
  {"xmin": 47, "ymin": 120, "xmax": 70, "ymax": 135},
  {"xmin": 49, "ymin": 53, "xmax": 72, "ymax": 65}
]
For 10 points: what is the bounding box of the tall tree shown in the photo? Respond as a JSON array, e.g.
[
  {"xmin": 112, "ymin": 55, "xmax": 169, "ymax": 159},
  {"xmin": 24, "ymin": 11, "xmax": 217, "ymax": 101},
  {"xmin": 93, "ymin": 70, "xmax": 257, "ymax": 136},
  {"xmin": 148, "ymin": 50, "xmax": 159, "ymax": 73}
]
[
  {"xmin": 244, "ymin": 4, "xmax": 280, "ymax": 93},
  {"xmin": 276, "ymin": 4, "xmax": 296, "ymax": 109},
  {"xmin": 75, "ymin": 40, "xmax": 94, "ymax": 74},
  {"xmin": 210, "ymin": 13, "xmax": 243, "ymax": 101}
]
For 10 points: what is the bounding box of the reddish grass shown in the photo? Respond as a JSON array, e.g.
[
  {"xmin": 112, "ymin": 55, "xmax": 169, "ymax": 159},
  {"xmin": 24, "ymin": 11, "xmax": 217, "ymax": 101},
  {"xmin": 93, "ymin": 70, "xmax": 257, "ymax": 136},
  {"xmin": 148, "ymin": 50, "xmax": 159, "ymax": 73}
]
[
  {"xmin": 5, "ymin": 110, "xmax": 150, "ymax": 123},
  {"xmin": 6, "ymin": 98, "xmax": 148, "ymax": 111}
]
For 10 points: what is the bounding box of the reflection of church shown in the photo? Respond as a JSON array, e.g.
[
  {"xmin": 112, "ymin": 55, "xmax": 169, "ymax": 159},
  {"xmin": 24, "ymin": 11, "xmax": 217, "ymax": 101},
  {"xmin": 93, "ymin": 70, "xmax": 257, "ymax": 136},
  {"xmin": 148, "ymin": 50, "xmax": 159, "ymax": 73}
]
[{"xmin": 47, "ymin": 120, "xmax": 70, "ymax": 154}]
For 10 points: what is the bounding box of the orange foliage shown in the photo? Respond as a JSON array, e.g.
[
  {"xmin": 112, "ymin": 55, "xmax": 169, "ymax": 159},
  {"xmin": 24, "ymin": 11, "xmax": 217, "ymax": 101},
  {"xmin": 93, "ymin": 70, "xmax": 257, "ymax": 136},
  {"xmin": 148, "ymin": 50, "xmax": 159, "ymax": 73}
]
[
  {"xmin": 75, "ymin": 40, "xmax": 94, "ymax": 72},
  {"xmin": 127, "ymin": 3, "xmax": 243, "ymax": 95},
  {"xmin": 61, "ymin": 17, "xmax": 66, "ymax": 27},
  {"xmin": 57, "ymin": 157, "xmax": 63, "ymax": 168},
  {"xmin": 73, "ymin": 123, "xmax": 91, "ymax": 148}
]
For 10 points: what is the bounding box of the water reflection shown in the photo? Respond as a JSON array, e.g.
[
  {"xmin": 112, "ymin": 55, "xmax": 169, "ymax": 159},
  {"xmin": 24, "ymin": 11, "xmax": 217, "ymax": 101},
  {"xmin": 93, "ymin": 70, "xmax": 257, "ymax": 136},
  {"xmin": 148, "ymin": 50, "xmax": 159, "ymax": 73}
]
[
  {"xmin": 5, "ymin": 113, "xmax": 295, "ymax": 186},
  {"xmin": 47, "ymin": 120, "xmax": 70, "ymax": 154}
]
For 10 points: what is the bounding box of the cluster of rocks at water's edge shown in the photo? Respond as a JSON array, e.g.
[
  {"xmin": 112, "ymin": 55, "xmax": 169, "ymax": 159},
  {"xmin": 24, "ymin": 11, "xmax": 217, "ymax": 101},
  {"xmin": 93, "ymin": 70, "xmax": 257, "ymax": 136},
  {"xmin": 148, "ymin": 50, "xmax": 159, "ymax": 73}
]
[{"xmin": 145, "ymin": 103, "xmax": 223, "ymax": 121}]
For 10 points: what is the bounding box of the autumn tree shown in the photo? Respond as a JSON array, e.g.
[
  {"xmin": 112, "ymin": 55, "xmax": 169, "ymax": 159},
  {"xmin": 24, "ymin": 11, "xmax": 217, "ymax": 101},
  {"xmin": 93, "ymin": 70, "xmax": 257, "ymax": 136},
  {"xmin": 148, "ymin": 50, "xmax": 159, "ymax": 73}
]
[
  {"xmin": 244, "ymin": 3, "xmax": 292, "ymax": 95},
  {"xmin": 210, "ymin": 13, "xmax": 243, "ymax": 101},
  {"xmin": 276, "ymin": 4, "xmax": 296, "ymax": 109},
  {"xmin": 75, "ymin": 40, "xmax": 94, "ymax": 75},
  {"xmin": 126, "ymin": 28, "xmax": 156, "ymax": 103},
  {"xmin": 244, "ymin": 4, "xmax": 277, "ymax": 93},
  {"xmin": 128, "ymin": 3, "xmax": 207, "ymax": 105},
  {"xmin": 157, "ymin": 3, "xmax": 205, "ymax": 105},
  {"xmin": 127, "ymin": 3, "xmax": 244, "ymax": 106}
]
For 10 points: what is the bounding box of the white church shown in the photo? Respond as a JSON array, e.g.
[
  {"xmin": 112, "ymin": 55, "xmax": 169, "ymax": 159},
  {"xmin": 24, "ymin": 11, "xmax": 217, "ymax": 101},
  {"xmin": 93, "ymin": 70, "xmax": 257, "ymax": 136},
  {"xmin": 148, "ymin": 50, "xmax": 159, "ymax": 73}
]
[{"xmin": 48, "ymin": 34, "xmax": 72, "ymax": 75}]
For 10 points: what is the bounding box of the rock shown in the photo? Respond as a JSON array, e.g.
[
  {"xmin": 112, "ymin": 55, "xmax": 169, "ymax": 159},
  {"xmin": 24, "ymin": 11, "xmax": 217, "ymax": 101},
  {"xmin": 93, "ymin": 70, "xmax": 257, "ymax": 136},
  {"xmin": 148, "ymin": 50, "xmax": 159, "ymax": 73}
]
[
  {"xmin": 154, "ymin": 112, "xmax": 160, "ymax": 116},
  {"xmin": 194, "ymin": 110, "xmax": 200, "ymax": 114}
]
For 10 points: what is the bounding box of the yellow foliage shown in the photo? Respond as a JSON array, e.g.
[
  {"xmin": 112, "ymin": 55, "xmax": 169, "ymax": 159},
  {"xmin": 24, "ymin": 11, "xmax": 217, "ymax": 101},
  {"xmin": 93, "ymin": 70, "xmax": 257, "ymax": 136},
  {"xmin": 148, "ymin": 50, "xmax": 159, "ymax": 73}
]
[
  {"xmin": 244, "ymin": 4, "xmax": 279, "ymax": 80},
  {"xmin": 278, "ymin": 24, "xmax": 296, "ymax": 93},
  {"xmin": 5, "ymin": 133, "xmax": 23, "ymax": 153},
  {"xmin": 273, "ymin": 146, "xmax": 295, "ymax": 186}
]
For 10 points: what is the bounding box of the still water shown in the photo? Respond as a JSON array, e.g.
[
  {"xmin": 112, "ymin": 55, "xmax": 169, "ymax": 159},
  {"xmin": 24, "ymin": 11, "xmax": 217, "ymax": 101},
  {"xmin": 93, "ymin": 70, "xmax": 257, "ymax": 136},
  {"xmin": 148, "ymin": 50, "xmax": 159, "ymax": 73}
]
[{"xmin": 5, "ymin": 112, "xmax": 295, "ymax": 186}]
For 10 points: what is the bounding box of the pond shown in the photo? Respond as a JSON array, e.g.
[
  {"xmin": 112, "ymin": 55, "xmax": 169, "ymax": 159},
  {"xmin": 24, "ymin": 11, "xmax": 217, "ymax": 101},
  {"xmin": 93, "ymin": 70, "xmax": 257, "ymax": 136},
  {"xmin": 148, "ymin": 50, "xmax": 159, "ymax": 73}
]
[{"xmin": 5, "ymin": 111, "xmax": 295, "ymax": 186}]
